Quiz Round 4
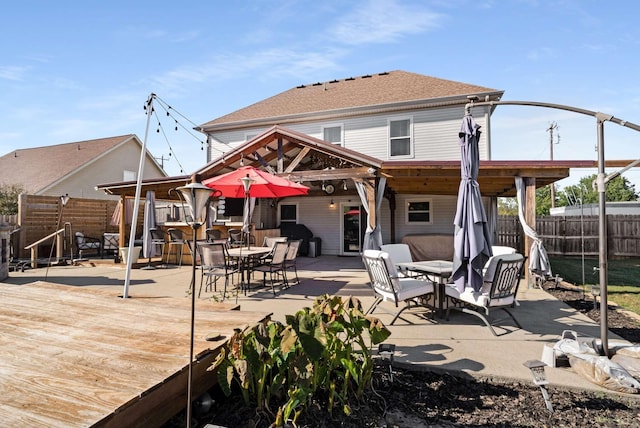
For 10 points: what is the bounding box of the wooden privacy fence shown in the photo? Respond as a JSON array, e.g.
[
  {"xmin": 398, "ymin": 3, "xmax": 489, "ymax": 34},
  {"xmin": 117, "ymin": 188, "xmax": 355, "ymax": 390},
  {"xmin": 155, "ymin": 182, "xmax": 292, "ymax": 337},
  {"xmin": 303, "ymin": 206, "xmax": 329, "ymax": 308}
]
[
  {"xmin": 497, "ymin": 215, "xmax": 640, "ymax": 258},
  {"xmin": 14, "ymin": 195, "xmax": 133, "ymax": 259}
]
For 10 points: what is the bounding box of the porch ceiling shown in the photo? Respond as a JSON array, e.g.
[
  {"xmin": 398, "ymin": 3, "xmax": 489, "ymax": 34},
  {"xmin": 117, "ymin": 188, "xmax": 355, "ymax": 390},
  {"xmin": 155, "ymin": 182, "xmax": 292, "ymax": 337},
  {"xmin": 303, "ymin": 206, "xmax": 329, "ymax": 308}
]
[
  {"xmin": 381, "ymin": 159, "xmax": 636, "ymax": 197},
  {"xmin": 381, "ymin": 161, "xmax": 570, "ymax": 197}
]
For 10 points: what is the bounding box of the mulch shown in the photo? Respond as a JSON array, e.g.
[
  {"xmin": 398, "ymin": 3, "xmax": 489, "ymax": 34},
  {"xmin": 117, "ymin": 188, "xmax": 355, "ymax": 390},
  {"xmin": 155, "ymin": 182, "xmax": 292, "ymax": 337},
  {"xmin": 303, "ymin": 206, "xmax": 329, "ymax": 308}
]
[{"xmin": 165, "ymin": 281, "xmax": 640, "ymax": 427}]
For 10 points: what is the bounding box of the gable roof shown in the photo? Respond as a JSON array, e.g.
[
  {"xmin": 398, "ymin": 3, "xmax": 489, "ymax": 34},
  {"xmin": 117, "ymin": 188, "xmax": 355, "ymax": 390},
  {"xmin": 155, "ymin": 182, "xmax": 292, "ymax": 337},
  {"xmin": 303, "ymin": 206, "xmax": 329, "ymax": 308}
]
[
  {"xmin": 0, "ymin": 135, "xmax": 143, "ymax": 194},
  {"xmin": 199, "ymin": 70, "xmax": 503, "ymax": 131},
  {"xmin": 196, "ymin": 125, "xmax": 382, "ymax": 179}
]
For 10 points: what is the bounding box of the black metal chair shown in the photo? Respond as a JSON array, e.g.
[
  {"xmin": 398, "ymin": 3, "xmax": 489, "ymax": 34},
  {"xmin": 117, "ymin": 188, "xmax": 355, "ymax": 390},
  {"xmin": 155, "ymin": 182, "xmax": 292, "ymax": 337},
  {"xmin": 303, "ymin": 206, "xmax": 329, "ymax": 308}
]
[
  {"xmin": 252, "ymin": 241, "xmax": 289, "ymax": 295},
  {"xmin": 198, "ymin": 242, "xmax": 239, "ymax": 300},
  {"xmin": 283, "ymin": 239, "xmax": 302, "ymax": 286},
  {"xmin": 75, "ymin": 232, "xmax": 102, "ymax": 258},
  {"xmin": 166, "ymin": 228, "xmax": 187, "ymax": 266},
  {"xmin": 206, "ymin": 228, "xmax": 222, "ymax": 242},
  {"xmin": 149, "ymin": 228, "xmax": 167, "ymax": 265}
]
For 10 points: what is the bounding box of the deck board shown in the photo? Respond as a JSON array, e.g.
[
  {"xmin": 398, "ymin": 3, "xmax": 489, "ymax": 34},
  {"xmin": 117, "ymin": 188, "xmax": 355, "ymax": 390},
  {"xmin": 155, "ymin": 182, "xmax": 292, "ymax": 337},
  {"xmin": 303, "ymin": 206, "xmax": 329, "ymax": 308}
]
[{"xmin": 0, "ymin": 281, "xmax": 270, "ymax": 427}]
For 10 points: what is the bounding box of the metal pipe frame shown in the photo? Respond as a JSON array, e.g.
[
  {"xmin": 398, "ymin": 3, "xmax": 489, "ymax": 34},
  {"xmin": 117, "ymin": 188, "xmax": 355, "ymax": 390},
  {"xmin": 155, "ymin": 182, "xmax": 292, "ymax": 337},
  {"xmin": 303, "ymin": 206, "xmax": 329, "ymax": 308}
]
[{"xmin": 466, "ymin": 99, "xmax": 640, "ymax": 357}]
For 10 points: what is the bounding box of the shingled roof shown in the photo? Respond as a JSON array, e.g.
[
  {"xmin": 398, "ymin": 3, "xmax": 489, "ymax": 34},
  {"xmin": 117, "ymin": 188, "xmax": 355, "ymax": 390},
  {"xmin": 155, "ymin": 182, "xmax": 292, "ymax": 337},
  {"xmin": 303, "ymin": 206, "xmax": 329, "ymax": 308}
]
[
  {"xmin": 0, "ymin": 135, "xmax": 138, "ymax": 194},
  {"xmin": 199, "ymin": 70, "xmax": 502, "ymax": 130}
]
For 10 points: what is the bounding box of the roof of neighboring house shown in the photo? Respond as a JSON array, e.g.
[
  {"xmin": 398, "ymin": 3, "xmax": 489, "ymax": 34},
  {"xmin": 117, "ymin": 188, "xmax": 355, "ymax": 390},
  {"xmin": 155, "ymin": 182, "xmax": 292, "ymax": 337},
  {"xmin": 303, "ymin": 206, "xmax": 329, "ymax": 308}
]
[
  {"xmin": 199, "ymin": 70, "xmax": 503, "ymax": 130},
  {"xmin": 0, "ymin": 135, "xmax": 145, "ymax": 194}
]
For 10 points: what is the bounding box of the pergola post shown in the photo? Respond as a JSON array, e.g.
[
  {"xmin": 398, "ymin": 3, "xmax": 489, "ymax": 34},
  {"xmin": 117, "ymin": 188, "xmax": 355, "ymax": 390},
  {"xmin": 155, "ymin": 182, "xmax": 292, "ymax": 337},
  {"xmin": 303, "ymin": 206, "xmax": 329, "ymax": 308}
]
[{"xmin": 524, "ymin": 177, "xmax": 536, "ymax": 286}]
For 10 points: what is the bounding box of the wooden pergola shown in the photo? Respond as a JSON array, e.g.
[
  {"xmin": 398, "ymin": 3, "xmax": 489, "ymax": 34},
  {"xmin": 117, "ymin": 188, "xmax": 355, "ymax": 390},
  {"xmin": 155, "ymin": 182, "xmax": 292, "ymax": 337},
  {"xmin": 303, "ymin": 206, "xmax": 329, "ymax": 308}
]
[{"xmin": 96, "ymin": 125, "xmax": 635, "ymax": 265}]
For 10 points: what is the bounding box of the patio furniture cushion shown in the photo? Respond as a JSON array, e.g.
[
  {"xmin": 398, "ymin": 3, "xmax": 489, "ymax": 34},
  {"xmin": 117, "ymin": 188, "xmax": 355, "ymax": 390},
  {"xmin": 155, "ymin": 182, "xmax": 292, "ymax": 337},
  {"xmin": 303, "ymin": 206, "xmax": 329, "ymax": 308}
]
[
  {"xmin": 362, "ymin": 249, "xmax": 434, "ymax": 325},
  {"xmin": 445, "ymin": 253, "xmax": 525, "ymax": 336}
]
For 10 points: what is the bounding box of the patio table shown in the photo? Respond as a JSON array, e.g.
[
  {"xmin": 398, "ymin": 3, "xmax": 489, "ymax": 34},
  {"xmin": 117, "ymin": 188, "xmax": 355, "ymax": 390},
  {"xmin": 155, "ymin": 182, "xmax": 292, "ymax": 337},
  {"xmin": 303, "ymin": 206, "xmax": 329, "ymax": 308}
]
[
  {"xmin": 226, "ymin": 246, "xmax": 272, "ymax": 293},
  {"xmin": 397, "ymin": 260, "xmax": 453, "ymax": 318}
]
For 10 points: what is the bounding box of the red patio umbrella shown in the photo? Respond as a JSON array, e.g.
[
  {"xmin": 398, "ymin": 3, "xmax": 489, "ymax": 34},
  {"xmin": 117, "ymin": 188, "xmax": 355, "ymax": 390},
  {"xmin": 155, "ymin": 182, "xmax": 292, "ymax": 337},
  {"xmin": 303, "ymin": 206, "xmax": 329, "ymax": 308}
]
[
  {"xmin": 202, "ymin": 166, "xmax": 309, "ymax": 248},
  {"xmin": 202, "ymin": 166, "xmax": 309, "ymax": 198}
]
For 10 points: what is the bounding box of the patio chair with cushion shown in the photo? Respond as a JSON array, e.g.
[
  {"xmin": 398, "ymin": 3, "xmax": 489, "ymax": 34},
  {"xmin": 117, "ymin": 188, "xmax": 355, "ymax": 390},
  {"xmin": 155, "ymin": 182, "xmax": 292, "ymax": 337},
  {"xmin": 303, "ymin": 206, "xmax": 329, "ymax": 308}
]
[
  {"xmin": 362, "ymin": 249, "xmax": 435, "ymax": 325},
  {"xmin": 102, "ymin": 233, "xmax": 120, "ymax": 258},
  {"xmin": 445, "ymin": 253, "xmax": 525, "ymax": 336},
  {"xmin": 483, "ymin": 245, "xmax": 517, "ymax": 278},
  {"xmin": 75, "ymin": 232, "xmax": 102, "ymax": 258},
  {"xmin": 380, "ymin": 243, "xmax": 424, "ymax": 278}
]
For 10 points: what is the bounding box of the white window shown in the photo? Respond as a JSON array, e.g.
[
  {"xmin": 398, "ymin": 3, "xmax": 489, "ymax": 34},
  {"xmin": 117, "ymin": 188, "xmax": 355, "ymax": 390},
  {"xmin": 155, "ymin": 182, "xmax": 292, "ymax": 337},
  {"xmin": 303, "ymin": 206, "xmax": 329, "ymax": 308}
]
[
  {"xmin": 279, "ymin": 204, "xmax": 298, "ymax": 224},
  {"xmin": 406, "ymin": 199, "xmax": 432, "ymax": 224},
  {"xmin": 123, "ymin": 170, "xmax": 136, "ymax": 181},
  {"xmin": 389, "ymin": 117, "xmax": 412, "ymax": 157},
  {"xmin": 322, "ymin": 124, "xmax": 343, "ymax": 145},
  {"xmin": 245, "ymin": 133, "xmax": 258, "ymax": 141}
]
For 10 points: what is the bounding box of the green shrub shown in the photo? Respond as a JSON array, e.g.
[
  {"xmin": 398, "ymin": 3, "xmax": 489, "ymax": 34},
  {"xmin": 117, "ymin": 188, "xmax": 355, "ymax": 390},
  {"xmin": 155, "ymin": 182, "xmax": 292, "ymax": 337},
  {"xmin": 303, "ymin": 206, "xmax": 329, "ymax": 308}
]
[{"xmin": 209, "ymin": 294, "xmax": 391, "ymax": 426}]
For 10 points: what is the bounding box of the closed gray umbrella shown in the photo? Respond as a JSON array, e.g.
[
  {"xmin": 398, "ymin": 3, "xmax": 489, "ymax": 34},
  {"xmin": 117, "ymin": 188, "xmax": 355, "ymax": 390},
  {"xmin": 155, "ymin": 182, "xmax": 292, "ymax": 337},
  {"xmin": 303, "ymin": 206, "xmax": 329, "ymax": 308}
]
[
  {"xmin": 142, "ymin": 190, "xmax": 157, "ymax": 261},
  {"xmin": 452, "ymin": 115, "xmax": 493, "ymax": 292}
]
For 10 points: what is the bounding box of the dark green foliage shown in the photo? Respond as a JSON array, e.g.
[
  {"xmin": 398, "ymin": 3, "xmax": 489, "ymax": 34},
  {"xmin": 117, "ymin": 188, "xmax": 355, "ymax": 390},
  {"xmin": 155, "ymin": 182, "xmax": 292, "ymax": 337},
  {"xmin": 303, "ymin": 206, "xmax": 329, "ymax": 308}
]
[
  {"xmin": 209, "ymin": 294, "xmax": 391, "ymax": 426},
  {"xmin": 0, "ymin": 183, "xmax": 24, "ymax": 215}
]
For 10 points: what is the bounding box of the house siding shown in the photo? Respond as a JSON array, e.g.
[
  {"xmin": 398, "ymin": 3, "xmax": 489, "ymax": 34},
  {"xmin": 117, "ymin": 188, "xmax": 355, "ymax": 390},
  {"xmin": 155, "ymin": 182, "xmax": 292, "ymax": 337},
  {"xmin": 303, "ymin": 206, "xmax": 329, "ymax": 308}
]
[
  {"xmin": 207, "ymin": 105, "xmax": 494, "ymax": 255},
  {"xmin": 44, "ymin": 141, "xmax": 165, "ymax": 200},
  {"xmin": 208, "ymin": 106, "xmax": 490, "ymax": 163}
]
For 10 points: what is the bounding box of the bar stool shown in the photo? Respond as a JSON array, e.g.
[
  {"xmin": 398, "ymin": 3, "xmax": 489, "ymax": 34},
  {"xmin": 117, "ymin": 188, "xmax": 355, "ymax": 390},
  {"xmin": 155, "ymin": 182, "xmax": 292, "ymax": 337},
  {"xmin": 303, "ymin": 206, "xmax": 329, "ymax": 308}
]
[{"xmin": 166, "ymin": 228, "xmax": 187, "ymax": 267}]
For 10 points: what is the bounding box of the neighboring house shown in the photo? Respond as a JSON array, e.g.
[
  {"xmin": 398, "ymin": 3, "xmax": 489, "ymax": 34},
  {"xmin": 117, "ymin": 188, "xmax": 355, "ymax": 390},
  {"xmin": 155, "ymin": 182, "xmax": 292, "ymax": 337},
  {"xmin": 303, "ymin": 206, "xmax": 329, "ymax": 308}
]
[
  {"xmin": 193, "ymin": 70, "xmax": 568, "ymax": 256},
  {"xmin": 0, "ymin": 135, "xmax": 167, "ymax": 200}
]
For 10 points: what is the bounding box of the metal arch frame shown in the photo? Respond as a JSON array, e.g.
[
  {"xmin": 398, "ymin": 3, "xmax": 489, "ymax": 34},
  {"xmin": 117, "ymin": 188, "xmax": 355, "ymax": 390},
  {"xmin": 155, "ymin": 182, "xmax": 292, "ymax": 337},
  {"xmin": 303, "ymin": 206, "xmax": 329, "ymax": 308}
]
[{"xmin": 467, "ymin": 99, "xmax": 640, "ymax": 357}]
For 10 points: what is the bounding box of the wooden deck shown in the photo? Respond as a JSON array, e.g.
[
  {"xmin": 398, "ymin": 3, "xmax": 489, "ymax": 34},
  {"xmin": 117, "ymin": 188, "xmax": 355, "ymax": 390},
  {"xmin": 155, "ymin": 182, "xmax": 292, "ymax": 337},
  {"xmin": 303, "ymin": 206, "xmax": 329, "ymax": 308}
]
[{"xmin": 0, "ymin": 281, "xmax": 270, "ymax": 427}]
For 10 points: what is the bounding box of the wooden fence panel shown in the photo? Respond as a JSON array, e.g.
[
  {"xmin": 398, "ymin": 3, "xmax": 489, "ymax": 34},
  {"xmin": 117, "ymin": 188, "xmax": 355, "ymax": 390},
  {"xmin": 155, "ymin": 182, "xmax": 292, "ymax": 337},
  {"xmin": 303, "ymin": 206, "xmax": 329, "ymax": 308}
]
[
  {"xmin": 16, "ymin": 195, "xmax": 122, "ymax": 259},
  {"xmin": 496, "ymin": 216, "xmax": 523, "ymax": 253},
  {"xmin": 498, "ymin": 214, "xmax": 640, "ymax": 259}
]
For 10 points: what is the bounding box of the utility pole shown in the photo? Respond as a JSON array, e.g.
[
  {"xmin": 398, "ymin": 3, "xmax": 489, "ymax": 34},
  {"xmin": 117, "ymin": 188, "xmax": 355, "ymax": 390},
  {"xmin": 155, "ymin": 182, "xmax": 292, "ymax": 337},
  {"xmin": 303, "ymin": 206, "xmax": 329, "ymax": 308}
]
[
  {"xmin": 547, "ymin": 122, "xmax": 559, "ymax": 208},
  {"xmin": 153, "ymin": 154, "xmax": 170, "ymax": 169}
]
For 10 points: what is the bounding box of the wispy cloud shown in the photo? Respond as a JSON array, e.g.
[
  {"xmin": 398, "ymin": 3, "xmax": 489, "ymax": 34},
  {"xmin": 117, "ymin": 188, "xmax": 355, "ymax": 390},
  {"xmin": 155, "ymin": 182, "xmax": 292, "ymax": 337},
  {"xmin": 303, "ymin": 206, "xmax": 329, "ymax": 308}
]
[
  {"xmin": 147, "ymin": 47, "xmax": 346, "ymax": 94},
  {"xmin": 329, "ymin": 0, "xmax": 443, "ymax": 45},
  {"xmin": 0, "ymin": 65, "xmax": 30, "ymax": 81},
  {"xmin": 526, "ymin": 47, "xmax": 556, "ymax": 62}
]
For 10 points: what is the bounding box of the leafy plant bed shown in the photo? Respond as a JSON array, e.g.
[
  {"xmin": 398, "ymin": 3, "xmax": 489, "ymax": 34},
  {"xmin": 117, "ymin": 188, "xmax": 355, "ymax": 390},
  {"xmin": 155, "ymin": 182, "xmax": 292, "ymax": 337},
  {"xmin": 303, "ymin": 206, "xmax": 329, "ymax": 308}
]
[
  {"xmin": 164, "ymin": 288, "xmax": 640, "ymax": 428},
  {"xmin": 166, "ymin": 362, "xmax": 640, "ymax": 427}
]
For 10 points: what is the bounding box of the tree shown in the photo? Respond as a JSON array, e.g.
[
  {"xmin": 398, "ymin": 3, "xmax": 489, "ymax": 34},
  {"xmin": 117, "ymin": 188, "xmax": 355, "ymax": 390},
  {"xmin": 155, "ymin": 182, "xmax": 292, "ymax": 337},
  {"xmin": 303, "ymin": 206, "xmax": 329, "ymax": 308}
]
[
  {"xmin": 497, "ymin": 197, "xmax": 518, "ymax": 215},
  {"xmin": 0, "ymin": 183, "xmax": 24, "ymax": 215},
  {"xmin": 560, "ymin": 173, "xmax": 638, "ymax": 206},
  {"xmin": 500, "ymin": 186, "xmax": 557, "ymax": 216},
  {"xmin": 535, "ymin": 185, "xmax": 554, "ymax": 216}
]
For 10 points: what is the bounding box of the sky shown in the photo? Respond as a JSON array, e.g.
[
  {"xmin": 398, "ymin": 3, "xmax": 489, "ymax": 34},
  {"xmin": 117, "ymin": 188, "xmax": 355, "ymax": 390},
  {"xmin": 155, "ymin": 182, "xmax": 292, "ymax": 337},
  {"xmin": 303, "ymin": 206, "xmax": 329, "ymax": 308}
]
[{"xmin": 2, "ymin": 0, "xmax": 640, "ymax": 194}]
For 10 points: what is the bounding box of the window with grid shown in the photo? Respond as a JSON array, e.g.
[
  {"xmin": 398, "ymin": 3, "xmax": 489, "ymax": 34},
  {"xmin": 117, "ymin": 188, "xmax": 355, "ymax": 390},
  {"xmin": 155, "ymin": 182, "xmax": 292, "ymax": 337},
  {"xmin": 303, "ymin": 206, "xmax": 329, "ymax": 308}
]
[
  {"xmin": 389, "ymin": 118, "xmax": 412, "ymax": 157},
  {"xmin": 322, "ymin": 125, "xmax": 343, "ymax": 145},
  {"xmin": 406, "ymin": 199, "xmax": 431, "ymax": 224}
]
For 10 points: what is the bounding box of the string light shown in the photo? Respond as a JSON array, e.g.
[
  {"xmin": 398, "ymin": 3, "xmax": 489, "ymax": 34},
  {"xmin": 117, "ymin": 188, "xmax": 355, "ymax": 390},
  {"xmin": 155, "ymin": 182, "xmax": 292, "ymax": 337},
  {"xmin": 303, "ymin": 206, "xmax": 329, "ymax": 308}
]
[{"xmin": 144, "ymin": 94, "xmax": 239, "ymax": 174}]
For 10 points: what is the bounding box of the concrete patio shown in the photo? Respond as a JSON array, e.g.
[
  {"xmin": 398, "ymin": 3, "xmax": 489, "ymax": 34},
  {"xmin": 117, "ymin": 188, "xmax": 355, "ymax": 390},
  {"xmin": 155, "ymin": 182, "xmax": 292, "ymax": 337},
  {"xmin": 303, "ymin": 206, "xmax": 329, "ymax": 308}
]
[{"xmin": 4, "ymin": 254, "xmax": 632, "ymax": 394}]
